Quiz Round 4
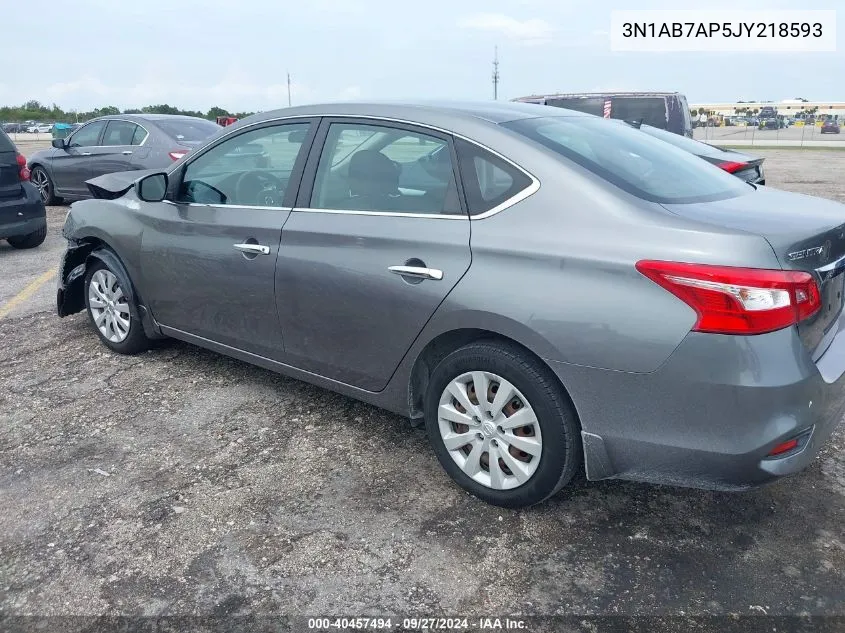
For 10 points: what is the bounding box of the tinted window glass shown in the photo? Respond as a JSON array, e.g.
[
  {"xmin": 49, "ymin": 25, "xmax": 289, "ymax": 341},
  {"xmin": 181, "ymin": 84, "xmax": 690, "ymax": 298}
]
[
  {"xmin": 156, "ymin": 118, "xmax": 221, "ymax": 142},
  {"xmin": 311, "ymin": 122, "xmax": 461, "ymax": 215},
  {"xmin": 0, "ymin": 129, "xmax": 15, "ymax": 152},
  {"xmin": 131, "ymin": 125, "xmax": 149, "ymax": 145},
  {"xmin": 503, "ymin": 116, "xmax": 748, "ymax": 204},
  {"xmin": 455, "ymin": 138, "xmax": 533, "ymax": 215},
  {"xmin": 546, "ymin": 97, "xmax": 605, "ymax": 116},
  {"xmin": 610, "ymin": 97, "xmax": 668, "ymax": 129},
  {"xmin": 102, "ymin": 120, "xmax": 138, "ymax": 146},
  {"xmin": 68, "ymin": 121, "xmax": 106, "ymax": 148},
  {"xmin": 178, "ymin": 123, "xmax": 310, "ymax": 207}
]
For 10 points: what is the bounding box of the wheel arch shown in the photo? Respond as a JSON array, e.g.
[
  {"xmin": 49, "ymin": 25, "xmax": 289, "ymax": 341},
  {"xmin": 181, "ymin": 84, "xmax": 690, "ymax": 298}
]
[{"xmin": 406, "ymin": 328, "xmax": 583, "ymax": 433}]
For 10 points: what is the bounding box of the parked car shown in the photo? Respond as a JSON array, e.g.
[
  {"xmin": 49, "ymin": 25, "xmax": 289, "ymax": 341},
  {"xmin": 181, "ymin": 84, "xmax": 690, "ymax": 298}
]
[
  {"xmin": 57, "ymin": 101, "xmax": 845, "ymax": 508},
  {"xmin": 821, "ymin": 120, "xmax": 841, "ymax": 134},
  {"xmin": 26, "ymin": 123, "xmax": 53, "ymax": 133},
  {"xmin": 2, "ymin": 123, "xmax": 27, "ymax": 134},
  {"xmin": 27, "ymin": 114, "xmax": 222, "ymax": 204},
  {"xmin": 0, "ymin": 127, "xmax": 47, "ymax": 248},
  {"xmin": 621, "ymin": 120, "xmax": 765, "ymax": 184},
  {"xmin": 513, "ymin": 92, "xmax": 694, "ymax": 137}
]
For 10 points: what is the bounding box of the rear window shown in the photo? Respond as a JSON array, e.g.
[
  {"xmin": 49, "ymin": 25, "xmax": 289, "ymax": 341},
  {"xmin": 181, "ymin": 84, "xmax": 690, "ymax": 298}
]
[
  {"xmin": 0, "ymin": 129, "xmax": 15, "ymax": 152},
  {"xmin": 155, "ymin": 118, "xmax": 221, "ymax": 142},
  {"xmin": 633, "ymin": 123, "xmax": 728, "ymax": 159},
  {"xmin": 503, "ymin": 116, "xmax": 749, "ymax": 204},
  {"xmin": 610, "ymin": 97, "xmax": 669, "ymax": 129}
]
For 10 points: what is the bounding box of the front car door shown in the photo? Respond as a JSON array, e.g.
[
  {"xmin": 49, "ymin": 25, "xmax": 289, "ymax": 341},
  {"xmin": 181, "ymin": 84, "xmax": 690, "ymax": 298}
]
[
  {"xmin": 276, "ymin": 118, "xmax": 472, "ymax": 391},
  {"xmin": 88, "ymin": 119, "xmax": 141, "ymax": 178},
  {"xmin": 138, "ymin": 118, "xmax": 317, "ymax": 359},
  {"xmin": 52, "ymin": 120, "xmax": 106, "ymax": 196}
]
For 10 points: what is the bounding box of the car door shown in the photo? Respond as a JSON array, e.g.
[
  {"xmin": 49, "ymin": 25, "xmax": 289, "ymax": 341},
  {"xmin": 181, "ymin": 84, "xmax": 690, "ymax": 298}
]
[
  {"xmin": 276, "ymin": 118, "xmax": 472, "ymax": 391},
  {"xmin": 138, "ymin": 118, "xmax": 317, "ymax": 359},
  {"xmin": 88, "ymin": 119, "xmax": 140, "ymax": 178},
  {"xmin": 52, "ymin": 120, "xmax": 106, "ymax": 195}
]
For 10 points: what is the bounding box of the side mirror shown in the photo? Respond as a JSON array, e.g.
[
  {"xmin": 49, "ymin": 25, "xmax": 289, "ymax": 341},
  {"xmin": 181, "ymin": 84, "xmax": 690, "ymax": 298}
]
[
  {"xmin": 136, "ymin": 172, "xmax": 168, "ymax": 202},
  {"xmin": 51, "ymin": 138, "xmax": 66, "ymax": 149}
]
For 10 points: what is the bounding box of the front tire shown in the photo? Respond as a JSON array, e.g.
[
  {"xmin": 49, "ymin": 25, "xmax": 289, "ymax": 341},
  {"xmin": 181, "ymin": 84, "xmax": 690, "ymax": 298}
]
[
  {"xmin": 424, "ymin": 341, "xmax": 582, "ymax": 508},
  {"xmin": 30, "ymin": 166, "xmax": 61, "ymax": 205},
  {"xmin": 84, "ymin": 260, "xmax": 151, "ymax": 355},
  {"xmin": 7, "ymin": 225, "xmax": 46, "ymax": 249}
]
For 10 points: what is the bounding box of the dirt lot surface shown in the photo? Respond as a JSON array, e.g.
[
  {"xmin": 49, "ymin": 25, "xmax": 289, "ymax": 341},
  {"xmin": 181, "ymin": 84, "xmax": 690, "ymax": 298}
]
[{"xmin": 1, "ymin": 150, "xmax": 844, "ymax": 629}]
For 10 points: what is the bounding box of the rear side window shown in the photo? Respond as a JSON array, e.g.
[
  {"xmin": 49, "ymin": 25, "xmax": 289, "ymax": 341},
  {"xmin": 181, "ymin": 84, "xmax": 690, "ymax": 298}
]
[
  {"xmin": 455, "ymin": 138, "xmax": 532, "ymax": 215},
  {"xmin": 0, "ymin": 129, "xmax": 15, "ymax": 152},
  {"xmin": 503, "ymin": 116, "xmax": 749, "ymax": 204},
  {"xmin": 131, "ymin": 125, "xmax": 148, "ymax": 145},
  {"xmin": 102, "ymin": 120, "xmax": 139, "ymax": 146}
]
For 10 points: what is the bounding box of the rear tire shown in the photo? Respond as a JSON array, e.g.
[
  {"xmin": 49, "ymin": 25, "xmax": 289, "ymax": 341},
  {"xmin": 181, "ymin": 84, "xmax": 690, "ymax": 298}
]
[
  {"xmin": 84, "ymin": 259, "xmax": 151, "ymax": 355},
  {"xmin": 424, "ymin": 340, "xmax": 582, "ymax": 508},
  {"xmin": 7, "ymin": 225, "xmax": 46, "ymax": 249}
]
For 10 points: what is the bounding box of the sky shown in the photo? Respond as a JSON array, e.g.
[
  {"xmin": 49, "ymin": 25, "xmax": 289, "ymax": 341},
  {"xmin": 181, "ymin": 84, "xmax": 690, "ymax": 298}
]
[{"xmin": 1, "ymin": 0, "xmax": 842, "ymax": 112}]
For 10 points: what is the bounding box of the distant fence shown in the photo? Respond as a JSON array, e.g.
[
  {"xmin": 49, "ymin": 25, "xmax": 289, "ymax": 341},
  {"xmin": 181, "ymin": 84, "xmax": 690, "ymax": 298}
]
[{"xmin": 694, "ymin": 122, "xmax": 844, "ymax": 148}]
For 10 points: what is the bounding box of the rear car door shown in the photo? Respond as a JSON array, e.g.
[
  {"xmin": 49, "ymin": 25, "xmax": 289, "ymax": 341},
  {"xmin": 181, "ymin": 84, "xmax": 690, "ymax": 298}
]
[
  {"xmin": 88, "ymin": 120, "xmax": 141, "ymax": 178},
  {"xmin": 52, "ymin": 120, "xmax": 106, "ymax": 195},
  {"xmin": 139, "ymin": 119, "xmax": 317, "ymax": 359},
  {"xmin": 276, "ymin": 118, "xmax": 472, "ymax": 391}
]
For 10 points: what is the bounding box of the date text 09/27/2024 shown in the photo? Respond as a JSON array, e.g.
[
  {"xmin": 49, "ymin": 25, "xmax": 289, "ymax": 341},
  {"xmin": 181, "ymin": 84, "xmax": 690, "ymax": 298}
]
[{"xmin": 307, "ymin": 617, "xmax": 527, "ymax": 630}]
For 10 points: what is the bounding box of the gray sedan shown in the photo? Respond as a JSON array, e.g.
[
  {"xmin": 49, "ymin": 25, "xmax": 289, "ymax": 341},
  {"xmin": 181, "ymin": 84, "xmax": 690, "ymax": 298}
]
[
  {"xmin": 28, "ymin": 114, "xmax": 221, "ymax": 205},
  {"xmin": 56, "ymin": 101, "xmax": 845, "ymax": 508}
]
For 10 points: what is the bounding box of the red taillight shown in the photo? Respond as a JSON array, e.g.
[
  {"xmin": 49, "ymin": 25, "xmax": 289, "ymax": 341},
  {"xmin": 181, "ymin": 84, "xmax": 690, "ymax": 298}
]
[
  {"xmin": 767, "ymin": 438, "xmax": 799, "ymax": 457},
  {"xmin": 16, "ymin": 154, "xmax": 30, "ymax": 181},
  {"xmin": 168, "ymin": 150, "xmax": 189, "ymax": 161},
  {"xmin": 636, "ymin": 261, "xmax": 821, "ymax": 335},
  {"xmin": 717, "ymin": 161, "xmax": 748, "ymax": 174}
]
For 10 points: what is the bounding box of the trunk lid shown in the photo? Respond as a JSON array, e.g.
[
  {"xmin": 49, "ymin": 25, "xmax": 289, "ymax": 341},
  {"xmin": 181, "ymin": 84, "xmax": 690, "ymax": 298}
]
[{"xmin": 663, "ymin": 187, "xmax": 845, "ymax": 360}]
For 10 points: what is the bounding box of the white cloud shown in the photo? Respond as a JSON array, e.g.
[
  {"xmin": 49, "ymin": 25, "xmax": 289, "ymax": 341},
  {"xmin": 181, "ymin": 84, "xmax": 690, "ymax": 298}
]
[
  {"xmin": 459, "ymin": 13, "xmax": 555, "ymax": 43},
  {"xmin": 44, "ymin": 76, "xmax": 111, "ymax": 101}
]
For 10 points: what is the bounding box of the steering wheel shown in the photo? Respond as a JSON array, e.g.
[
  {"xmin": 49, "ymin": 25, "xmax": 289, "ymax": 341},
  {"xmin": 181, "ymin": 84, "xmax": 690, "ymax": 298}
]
[{"xmin": 234, "ymin": 171, "xmax": 284, "ymax": 207}]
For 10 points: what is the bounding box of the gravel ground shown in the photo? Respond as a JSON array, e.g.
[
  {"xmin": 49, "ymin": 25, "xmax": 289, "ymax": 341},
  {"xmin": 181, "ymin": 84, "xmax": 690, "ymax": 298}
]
[{"xmin": 1, "ymin": 150, "xmax": 844, "ymax": 630}]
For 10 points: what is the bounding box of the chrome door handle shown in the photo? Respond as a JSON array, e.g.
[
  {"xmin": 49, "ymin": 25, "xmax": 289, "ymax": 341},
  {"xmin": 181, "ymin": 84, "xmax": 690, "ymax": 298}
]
[
  {"xmin": 122, "ymin": 150, "xmax": 132, "ymax": 155},
  {"xmin": 233, "ymin": 243, "xmax": 270, "ymax": 255},
  {"xmin": 81, "ymin": 152, "xmax": 91, "ymax": 156},
  {"xmin": 388, "ymin": 265, "xmax": 443, "ymax": 280}
]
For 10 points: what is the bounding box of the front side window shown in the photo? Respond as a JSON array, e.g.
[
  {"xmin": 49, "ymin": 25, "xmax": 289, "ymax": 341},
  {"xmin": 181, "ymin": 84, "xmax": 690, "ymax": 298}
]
[
  {"xmin": 177, "ymin": 122, "xmax": 311, "ymax": 207},
  {"xmin": 503, "ymin": 116, "xmax": 749, "ymax": 204},
  {"xmin": 68, "ymin": 121, "xmax": 106, "ymax": 148},
  {"xmin": 455, "ymin": 138, "xmax": 533, "ymax": 215},
  {"xmin": 102, "ymin": 120, "xmax": 139, "ymax": 146},
  {"xmin": 310, "ymin": 122, "xmax": 461, "ymax": 215}
]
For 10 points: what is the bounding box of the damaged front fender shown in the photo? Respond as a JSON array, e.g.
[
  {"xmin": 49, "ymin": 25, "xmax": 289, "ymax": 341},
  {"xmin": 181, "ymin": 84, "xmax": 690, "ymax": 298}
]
[{"xmin": 56, "ymin": 239, "xmax": 95, "ymax": 317}]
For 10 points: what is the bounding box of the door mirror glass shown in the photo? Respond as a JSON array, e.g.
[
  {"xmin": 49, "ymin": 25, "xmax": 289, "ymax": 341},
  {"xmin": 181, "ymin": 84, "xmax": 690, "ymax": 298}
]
[
  {"xmin": 136, "ymin": 173, "xmax": 168, "ymax": 202},
  {"xmin": 51, "ymin": 138, "xmax": 66, "ymax": 149}
]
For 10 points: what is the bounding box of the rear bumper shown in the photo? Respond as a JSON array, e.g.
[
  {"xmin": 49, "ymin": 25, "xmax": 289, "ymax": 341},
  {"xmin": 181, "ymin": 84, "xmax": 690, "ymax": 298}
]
[
  {"xmin": 0, "ymin": 183, "xmax": 46, "ymax": 239},
  {"xmin": 549, "ymin": 326, "xmax": 845, "ymax": 490}
]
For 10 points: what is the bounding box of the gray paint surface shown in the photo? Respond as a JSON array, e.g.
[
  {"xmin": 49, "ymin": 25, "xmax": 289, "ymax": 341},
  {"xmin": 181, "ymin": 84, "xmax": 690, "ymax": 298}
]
[{"xmin": 56, "ymin": 101, "xmax": 845, "ymax": 490}]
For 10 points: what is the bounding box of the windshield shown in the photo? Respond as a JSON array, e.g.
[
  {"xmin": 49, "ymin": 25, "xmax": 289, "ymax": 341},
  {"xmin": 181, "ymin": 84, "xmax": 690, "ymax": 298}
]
[
  {"xmin": 155, "ymin": 118, "xmax": 221, "ymax": 143},
  {"xmin": 502, "ymin": 116, "xmax": 749, "ymax": 204}
]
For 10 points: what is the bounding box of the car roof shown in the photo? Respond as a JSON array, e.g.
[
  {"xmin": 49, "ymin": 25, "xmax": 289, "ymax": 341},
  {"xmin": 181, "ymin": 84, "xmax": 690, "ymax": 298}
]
[
  {"xmin": 90, "ymin": 114, "xmax": 212, "ymax": 123},
  {"xmin": 242, "ymin": 100, "xmax": 591, "ymax": 128}
]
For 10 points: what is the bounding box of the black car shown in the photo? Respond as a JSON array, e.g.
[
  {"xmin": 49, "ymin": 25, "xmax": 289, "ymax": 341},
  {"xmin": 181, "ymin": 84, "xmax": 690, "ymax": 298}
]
[
  {"xmin": 622, "ymin": 121, "xmax": 765, "ymax": 185},
  {"xmin": 0, "ymin": 128, "xmax": 47, "ymax": 248}
]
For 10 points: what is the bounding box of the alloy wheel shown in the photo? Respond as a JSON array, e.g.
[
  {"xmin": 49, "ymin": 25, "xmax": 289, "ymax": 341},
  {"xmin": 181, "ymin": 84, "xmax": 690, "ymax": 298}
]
[
  {"xmin": 437, "ymin": 371, "xmax": 542, "ymax": 490},
  {"xmin": 32, "ymin": 169, "xmax": 50, "ymax": 203},
  {"xmin": 88, "ymin": 269, "xmax": 131, "ymax": 343}
]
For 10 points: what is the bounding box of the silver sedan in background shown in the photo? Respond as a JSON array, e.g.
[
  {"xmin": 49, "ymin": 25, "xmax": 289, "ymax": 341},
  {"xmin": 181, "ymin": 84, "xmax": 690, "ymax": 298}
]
[
  {"xmin": 27, "ymin": 114, "xmax": 222, "ymax": 205},
  {"xmin": 56, "ymin": 101, "xmax": 845, "ymax": 508}
]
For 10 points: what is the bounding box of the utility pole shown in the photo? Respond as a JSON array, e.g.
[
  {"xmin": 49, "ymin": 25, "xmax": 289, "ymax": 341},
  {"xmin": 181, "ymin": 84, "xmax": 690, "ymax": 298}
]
[
  {"xmin": 492, "ymin": 45, "xmax": 500, "ymax": 100},
  {"xmin": 287, "ymin": 72, "xmax": 292, "ymax": 107}
]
